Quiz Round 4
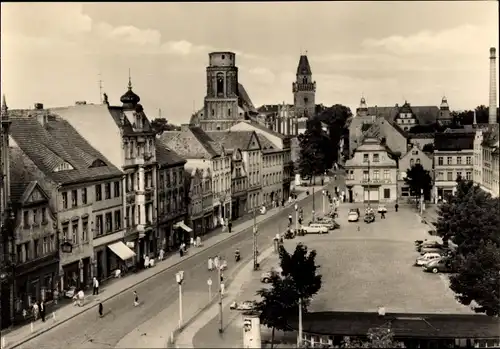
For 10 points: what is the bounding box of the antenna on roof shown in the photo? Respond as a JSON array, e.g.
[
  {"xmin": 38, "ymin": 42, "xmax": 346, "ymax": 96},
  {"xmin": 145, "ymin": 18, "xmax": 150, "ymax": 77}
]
[
  {"xmin": 159, "ymin": 108, "xmax": 162, "ymax": 118},
  {"xmin": 98, "ymin": 73, "xmax": 103, "ymax": 104}
]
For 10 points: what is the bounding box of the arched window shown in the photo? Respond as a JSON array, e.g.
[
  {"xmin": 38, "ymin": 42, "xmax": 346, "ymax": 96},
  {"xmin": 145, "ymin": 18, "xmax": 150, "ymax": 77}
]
[
  {"xmin": 410, "ymin": 159, "xmax": 415, "ymax": 166},
  {"xmin": 216, "ymin": 73, "xmax": 224, "ymax": 96},
  {"xmin": 302, "ymin": 77, "xmax": 307, "ymax": 84}
]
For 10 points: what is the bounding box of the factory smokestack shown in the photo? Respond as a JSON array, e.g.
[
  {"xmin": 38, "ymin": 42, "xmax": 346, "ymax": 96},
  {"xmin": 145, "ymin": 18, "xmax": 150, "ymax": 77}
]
[{"xmin": 489, "ymin": 47, "xmax": 497, "ymax": 124}]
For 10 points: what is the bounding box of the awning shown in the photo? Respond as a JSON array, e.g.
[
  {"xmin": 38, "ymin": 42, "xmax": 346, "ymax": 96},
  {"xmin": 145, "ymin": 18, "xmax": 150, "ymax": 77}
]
[
  {"xmin": 108, "ymin": 241, "xmax": 136, "ymax": 261},
  {"xmin": 174, "ymin": 222, "xmax": 193, "ymax": 233}
]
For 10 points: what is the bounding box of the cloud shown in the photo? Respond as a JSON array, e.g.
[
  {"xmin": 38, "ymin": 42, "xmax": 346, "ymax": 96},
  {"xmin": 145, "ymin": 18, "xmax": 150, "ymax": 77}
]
[
  {"xmin": 362, "ymin": 24, "xmax": 496, "ymax": 57},
  {"xmin": 247, "ymin": 67, "xmax": 276, "ymax": 85}
]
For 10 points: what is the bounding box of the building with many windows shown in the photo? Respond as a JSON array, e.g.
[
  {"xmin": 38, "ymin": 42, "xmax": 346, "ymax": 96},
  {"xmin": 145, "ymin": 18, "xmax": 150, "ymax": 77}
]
[
  {"xmin": 345, "ymin": 137, "xmax": 398, "ymax": 203},
  {"xmin": 473, "ymin": 125, "xmax": 499, "ymax": 198},
  {"xmin": 433, "ymin": 133, "xmax": 474, "ymax": 201},
  {"xmin": 398, "ymin": 143, "xmax": 433, "ymax": 199}
]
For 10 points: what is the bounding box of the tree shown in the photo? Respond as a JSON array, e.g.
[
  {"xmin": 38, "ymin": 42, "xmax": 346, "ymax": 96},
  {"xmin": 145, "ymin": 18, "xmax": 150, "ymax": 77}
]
[
  {"xmin": 340, "ymin": 325, "xmax": 405, "ymax": 348},
  {"xmin": 256, "ymin": 243, "xmax": 322, "ymax": 348},
  {"xmin": 403, "ymin": 163, "xmax": 432, "ymax": 201},
  {"xmin": 316, "ymin": 104, "xmax": 353, "ymax": 164},
  {"xmin": 150, "ymin": 117, "xmax": 180, "ymax": 134},
  {"xmin": 298, "ymin": 118, "xmax": 330, "ymax": 182},
  {"xmin": 435, "ymin": 178, "xmax": 500, "ymax": 316}
]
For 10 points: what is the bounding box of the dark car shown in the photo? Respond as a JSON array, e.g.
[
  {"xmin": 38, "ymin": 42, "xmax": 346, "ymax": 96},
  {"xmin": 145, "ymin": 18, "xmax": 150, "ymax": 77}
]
[
  {"xmin": 416, "ymin": 240, "xmax": 442, "ymax": 253},
  {"xmin": 364, "ymin": 213, "xmax": 375, "ymax": 223},
  {"xmin": 423, "ymin": 258, "xmax": 457, "ymax": 274}
]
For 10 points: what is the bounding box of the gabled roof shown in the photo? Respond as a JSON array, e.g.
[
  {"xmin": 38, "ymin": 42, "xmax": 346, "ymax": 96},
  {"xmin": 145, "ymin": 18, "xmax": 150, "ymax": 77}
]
[
  {"xmin": 205, "ymin": 131, "xmax": 258, "ymax": 152},
  {"xmin": 237, "ymin": 83, "xmax": 257, "ymax": 114},
  {"xmin": 434, "ymin": 132, "xmax": 474, "ymax": 151},
  {"xmin": 362, "ymin": 117, "xmax": 408, "ymax": 141},
  {"xmin": 238, "ymin": 120, "xmax": 286, "ymax": 139},
  {"xmin": 155, "ymin": 139, "xmax": 186, "ymax": 168},
  {"xmin": 9, "ymin": 116, "xmax": 122, "ymax": 185},
  {"xmin": 256, "ymin": 134, "xmax": 280, "ymax": 153},
  {"xmin": 364, "ymin": 105, "xmax": 439, "ymax": 125},
  {"xmin": 401, "ymin": 143, "xmax": 433, "ymax": 161},
  {"xmin": 297, "ymin": 55, "xmax": 312, "ymax": 75},
  {"xmin": 159, "ymin": 126, "xmax": 222, "ymax": 160}
]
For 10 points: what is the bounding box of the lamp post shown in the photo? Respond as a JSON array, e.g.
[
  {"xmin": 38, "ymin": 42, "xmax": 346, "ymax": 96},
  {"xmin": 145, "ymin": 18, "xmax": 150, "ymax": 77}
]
[
  {"xmin": 252, "ymin": 208, "xmax": 258, "ymax": 271},
  {"xmin": 297, "ymin": 297, "xmax": 303, "ymax": 347},
  {"xmin": 294, "ymin": 203, "xmax": 298, "ymax": 233},
  {"xmin": 218, "ymin": 265, "xmax": 224, "ymax": 333},
  {"xmin": 312, "ymin": 187, "xmax": 315, "ymax": 222},
  {"xmin": 322, "ymin": 190, "xmax": 326, "ymax": 215},
  {"xmin": 175, "ymin": 271, "xmax": 184, "ymax": 328}
]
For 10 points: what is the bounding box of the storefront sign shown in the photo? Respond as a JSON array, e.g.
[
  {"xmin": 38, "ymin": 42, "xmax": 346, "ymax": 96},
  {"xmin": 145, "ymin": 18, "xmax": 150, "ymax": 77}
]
[{"xmin": 361, "ymin": 179, "xmax": 391, "ymax": 184}]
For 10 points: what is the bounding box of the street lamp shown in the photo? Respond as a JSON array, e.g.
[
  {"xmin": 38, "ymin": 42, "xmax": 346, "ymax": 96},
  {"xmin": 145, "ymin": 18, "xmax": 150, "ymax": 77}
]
[
  {"xmin": 322, "ymin": 190, "xmax": 326, "ymax": 215},
  {"xmin": 218, "ymin": 265, "xmax": 224, "ymax": 333},
  {"xmin": 175, "ymin": 271, "xmax": 184, "ymax": 328},
  {"xmin": 294, "ymin": 203, "xmax": 298, "ymax": 233},
  {"xmin": 252, "ymin": 209, "xmax": 258, "ymax": 271},
  {"xmin": 312, "ymin": 187, "xmax": 316, "ymax": 222}
]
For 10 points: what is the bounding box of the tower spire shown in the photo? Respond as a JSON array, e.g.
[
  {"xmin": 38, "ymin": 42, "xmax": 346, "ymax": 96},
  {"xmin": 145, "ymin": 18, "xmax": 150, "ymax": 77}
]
[
  {"xmin": 1, "ymin": 94, "xmax": 7, "ymax": 112},
  {"xmin": 128, "ymin": 68, "xmax": 132, "ymax": 90}
]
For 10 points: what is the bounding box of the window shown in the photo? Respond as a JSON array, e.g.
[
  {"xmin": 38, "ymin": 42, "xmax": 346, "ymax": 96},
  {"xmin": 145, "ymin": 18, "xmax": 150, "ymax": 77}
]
[
  {"xmin": 23, "ymin": 211, "xmax": 29, "ymax": 227},
  {"xmin": 71, "ymin": 190, "xmax": 77, "ymax": 207},
  {"xmin": 104, "ymin": 183, "xmax": 111, "ymax": 200},
  {"xmin": 410, "ymin": 159, "xmax": 414, "ymax": 166},
  {"xmin": 456, "ymin": 171, "xmax": 462, "ymax": 179},
  {"xmin": 438, "ymin": 171, "xmax": 444, "ymax": 181},
  {"xmin": 466, "ymin": 156, "xmax": 472, "ymax": 165},
  {"xmin": 95, "ymin": 215, "xmax": 103, "ymax": 236},
  {"xmin": 62, "ymin": 192, "xmax": 68, "ymax": 209},
  {"xmin": 62, "ymin": 224, "xmax": 69, "ymax": 241},
  {"xmin": 114, "ymin": 210, "xmax": 122, "ymax": 230},
  {"xmin": 457, "ymin": 156, "xmax": 462, "ymax": 165},
  {"xmin": 363, "ymin": 154, "xmax": 369, "ymax": 163},
  {"xmin": 105, "ymin": 212, "xmax": 112, "ymax": 232},
  {"xmin": 114, "ymin": 181, "xmax": 120, "ymax": 197},
  {"xmin": 438, "ymin": 157, "xmax": 443, "ymax": 166},
  {"xmin": 72, "ymin": 221, "xmax": 78, "ymax": 245},
  {"xmin": 41, "ymin": 207, "xmax": 47, "ymax": 223},
  {"xmin": 447, "ymin": 156, "xmax": 452, "ymax": 165},
  {"xmin": 82, "ymin": 219, "xmax": 88, "ymax": 242},
  {"xmin": 416, "ymin": 158, "xmax": 421, "ymax": 164},
  {"xmin": 384, "ymin": 188, "xmax": 391, "ymax": 199},
  {"xmin": 412, "ymin": 150, "xmax": 418, "ymax": 155},
  {"xmin": 32, "ymin": 209, "xmax": 38, "ymax": 224},
  {"xmin": 95, "ymin": 185, "xmax": 102, "ymax": 201},
  {"xmin": 81, "ymin": 188, "xmax": 87, "ymax": 205},
  {"xmin": 373, "ymin": 170, "xmax": 380, "ymax": 180},
  {"xmin": 126, "ymin": 206, "xmax": 131, "ymax": 227},
  {"xmin": 363, "ymin": 171, "xmax": 369, "ymax": 181},
  {"xmin": 373, "ymin": 153, "xmax": 380, "ymax": 162},
  {"xmin": 466, "ymin": 171, "xmax": 472, "ymax": 180},
  {"xmin": 383, "ymin": 170, "xmax": 390, "ymax": 180},
  {"xmin": 34, "ymin": 239, "xmax": 40, "ymax": 258},
  {"xmin": 447, "ymin": 171, "xmax": 453, "ymax": 181},
  {"xmin": 43, "ymin": 237, "xmax": 49, "ymax": 254}
]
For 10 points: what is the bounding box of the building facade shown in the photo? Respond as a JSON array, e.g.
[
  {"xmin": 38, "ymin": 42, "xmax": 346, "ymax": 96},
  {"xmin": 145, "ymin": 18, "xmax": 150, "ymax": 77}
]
[
  {"xmin": 189, "ymin": 52, "xmax": 259, "ymax": 131},
  {"xmin": 201, "ymin": 168, "xmax": 214, "ymax": 231},
  {"xmin": 229, "ymin": 149, "xmax": 248, "ymax": 219},
  {"xmin": 473, "ymin": 125, "xmax": 499, "ymax": 198},
  {"xmin": 433, "ymin": 133, "xmax": 474, "ymax": 201},
  {"xmin": 293, "ymin": 55, "xmax": 316, "ymax": 119},
  {"xmin": 398, "ymin": 143, "xmax": 434, "ymax": 199},
  {"xmin": 345, "ymin": 137, "xmax": 398, "ymax": 203},
  {"xmin": 184, "ymin": 168, "xmax": 204, "ymax": 236},
  {"xmin": 258, "ymin": 135, "xmax": 285, "ymax": 206}
]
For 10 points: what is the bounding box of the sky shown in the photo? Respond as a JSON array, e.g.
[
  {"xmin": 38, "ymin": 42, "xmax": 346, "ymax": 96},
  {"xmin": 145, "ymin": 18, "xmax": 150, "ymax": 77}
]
[{"xmin": 1, "ymin": 2, "xmax": 498, "ymax": 125}]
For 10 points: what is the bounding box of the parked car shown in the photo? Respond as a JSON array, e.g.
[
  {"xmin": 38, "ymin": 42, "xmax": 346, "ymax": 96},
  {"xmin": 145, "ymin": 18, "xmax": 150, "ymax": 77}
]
[
  {"xmin": 415, "ymin": 252, "xmax": 442, "ymax": 266},
  {"xmin": 364, "ymin": 212, "xmax": 375, "ymax": 223},
  {"xmin": 377, "ymin": 205, "xmax": 387, "ymax": 213},
  {"xmin": 348, "ymin": 211, "xmax": 359, "ymax": 222},
  {"xmin": 260, "ymin": 267, "xmax": 283, "ymax": 283},
  {"xmin": 416, "ymin": 240, "xmax": 442, "ymax": 252},
  {"xmin": 423, "ymin": 258, "xmax": 456, "ymax": 274},
  {"xmin": 311, "ymin": 220, "xmax": 336, "ymax": 230},
  {"xmin": 301, "ymin": 224, "xmax": 328, "ymax": 234},
  {"xmin": 230, "ymin": 300, "xmax": 257, "ymax": 311}
]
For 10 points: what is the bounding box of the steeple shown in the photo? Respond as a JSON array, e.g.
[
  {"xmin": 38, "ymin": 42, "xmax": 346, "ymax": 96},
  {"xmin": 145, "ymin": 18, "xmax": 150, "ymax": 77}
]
[
  {"xmin": 293, "ymin": 53, "xmax": 316, "ymax": 119},
  {"xmin": 296, "ymin": 55, "xmax": 312, "ymax": 76},
  {"xmin": 120, "ymin": 69, "xmax": 140, "ymax": 110},
  {"xmin": 1, "ymin": 94, "xmax": 8, "ymax": 121},
  {"xmin": 440, "ymin": 96, "xmax": 449, "ymax": 110},
  {"xmin": 357, "ymin": 96, "xmax": 368, "ymax": 117}
]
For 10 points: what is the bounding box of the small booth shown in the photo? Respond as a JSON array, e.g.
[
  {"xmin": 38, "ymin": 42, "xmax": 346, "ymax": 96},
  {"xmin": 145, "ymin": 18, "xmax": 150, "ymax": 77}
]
[{"xmin": 107, "ymin": 241, "xmax": 136, "ymax": 274}]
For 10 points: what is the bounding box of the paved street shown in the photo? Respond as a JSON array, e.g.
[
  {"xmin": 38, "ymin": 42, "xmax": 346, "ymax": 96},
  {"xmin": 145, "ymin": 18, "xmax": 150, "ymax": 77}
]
[
  {"xmin": 191, "ymin": 203, "xmax": 473, "ymax": 348},
  {"xmin": 7, "ymin": 183, "xmax": 330, "ymax": 349}
]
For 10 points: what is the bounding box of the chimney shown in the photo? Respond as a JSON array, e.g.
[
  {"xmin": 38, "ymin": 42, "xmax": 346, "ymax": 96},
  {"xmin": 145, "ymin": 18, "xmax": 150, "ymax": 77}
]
[
  {"xmin": 34, "ymin": 103, "xmax": 44, "ymax": 110},
  {"xmin": 75, "ymin": 101, "xmax": 87, "ymax": 105},
  {"xmin": 489, "ymin": 47, "xmax": 497, "ymax": 124}
]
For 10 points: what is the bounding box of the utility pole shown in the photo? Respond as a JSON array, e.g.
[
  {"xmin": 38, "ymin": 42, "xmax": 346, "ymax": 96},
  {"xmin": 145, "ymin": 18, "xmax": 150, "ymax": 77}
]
[
  {"xmin": 218, "ymin": 265, "xmax": 223, "ymax": 333},
  {"xmin": 297, "ymin": 297, "xmax": 303, "ymax": 347},
  {"xmin": 312, "ymin": 187, "xmax": 315, "ymax": 222},
  {"xmin": 253, "ymin": 208, "xmax": 258, "ymax": 270},
  {"xmin": 98, "ymin": 73, "xmax": 103, "ymax": 104}
]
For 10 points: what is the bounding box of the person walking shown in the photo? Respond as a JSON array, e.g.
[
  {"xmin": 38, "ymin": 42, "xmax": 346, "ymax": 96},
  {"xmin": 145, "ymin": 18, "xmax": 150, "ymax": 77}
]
[
  {"xmin": 39, "ymin": 300, "xmax": 45, "ymax": 322},
  {"xmin": 98, "ymin": 303, "xmax": 103, "ymax": 318},
  {"xmin": 288, "ymin": 214, "xmax": 292, "ymax": 225},
  {"xmin": 228, "ymin": 221, "xmax": 232, "ymax": 233},
  {"xmin": 208, "ymin": 257, "xmax": 214, "ymax": 271},
  {"xmin": 133, "ymin": 291, "xmax": 139, "ymax": 307},
  {"xmin": 158, "ymin": 248, "xmax": 165, "ymax": 261},
  {"xmin": 214, "ymin": 255, "xmax": 220, "ymax": 270},
  {"xmin": 381, "ymin": 211, "xmax": 386, "ymax": 219},
  {"xmin": 32, "ymin": 300, "xmax": 39, "ymax": 321},
  {"xmin": 92, "ymin": 277, "xmax": 99, "ymax": 295},
  {"xmin": 395, "ymin": 203, "xmax": 399, "ymax": 212}
]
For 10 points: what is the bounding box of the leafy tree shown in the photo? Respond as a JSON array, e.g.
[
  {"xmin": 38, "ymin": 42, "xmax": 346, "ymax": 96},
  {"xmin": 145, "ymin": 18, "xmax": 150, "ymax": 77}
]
[
  {"xmin": 316, "ymin": 104, "xmax": 353, "ymax": 164},
  {"xmin": 451, "ymin": 105, "xmax": 500, "ymax": 126},
  {"xmin": 150, "ymin": 117, "xmax": 180, "ymax": 134},
  {"xmin": 256, "ymin": 243, "xmax": 322, "ymax": 348},
  {"xmin": 403, "ymin": 163, "xmax": 432, "ymax": 200},
  {"xmin": 449, "ymin": 240, "xmax": 500, "ymax": 316},
  {"xmin": 298, "ymin": 118, "xmax": 330, "ymax": 182},
  {"xmin": 422, "ymin": 143, "xmax": 434, "ymax": 153},
  {"xmin": 340, "ymin": 326, "xmax": 405, "ymax": 348}
]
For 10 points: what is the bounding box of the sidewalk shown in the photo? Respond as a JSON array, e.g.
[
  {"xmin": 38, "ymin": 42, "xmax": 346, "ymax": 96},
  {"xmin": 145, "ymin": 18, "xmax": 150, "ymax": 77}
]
[{"xmin": 1, "ymin": 185, "xmax": 325, "ymax": 349}]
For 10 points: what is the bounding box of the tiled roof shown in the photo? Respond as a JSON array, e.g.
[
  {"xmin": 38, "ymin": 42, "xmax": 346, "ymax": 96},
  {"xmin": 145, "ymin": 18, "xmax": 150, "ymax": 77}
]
[
  {"xmin": 410, "ymin": 133, "xmax": 435, "ymax": 139},
  {"xmin": 159, "ymin": 127, "xmax": 222, "ymax": 160},
  {"xmin": 205, "ymin": 131, "xmax": 256, "ymax": 151},
  {"xmin": 256, "ymin": 134, "xmax": 280, "ymax": 153},
  {"xmin": 9, "ymin": 116, "xmax": 123, "ymax": 185},
  {"xmin": 434, "ymin": 132, "xmax": 474, "ymax": 151},
  {"xmin": 362, "ymin": 117, "xmax": 408, "ymax": 141},
  {"xmin": 240, "ymin": 120, "xmax": 286, "ymax": 140},
  {"xmin": 9, "ymin": 147, "xmax": 44, "ymax": 203},
  {"xmin": 289, "ymin": 311, "xmax": 500, "ymax": 339},
  {"xmin": 297, "ymin": 55, "xmax": 312, "ymax": 75},
  {"xmin": 237, "ymin": 83, "xmax": 257, "ymax": 114},
  {"xmin": 366, "ymin": 105, "xmax": 439, "ymax": 125},
  {"xmin": 155, "ymin": 139, "xmax": 186, "ymax": 168}
]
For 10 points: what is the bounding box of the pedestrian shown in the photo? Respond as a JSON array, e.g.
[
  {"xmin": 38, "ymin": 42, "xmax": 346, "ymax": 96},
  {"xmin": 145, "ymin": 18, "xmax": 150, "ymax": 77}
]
[
  {"xmin": 282, "ymin": 199, "xmax": 285, "ymax": 207},
  {"xmin": 32, "ymin": 300, "xmax": 39, "ymax": 320},
  {"xmin": 179, "ymin": 247, "xmax": 184, "ymax": 257},
  {"xmin": 222, "ymin": 259, "xmax": 228, "ymax": 270},
  {"xmin": 158, "ymin": 248, "xmax": 165, "ymax": 261},
  {"xmin": 208, "ymin": 257, "xmax": 214, "ymax": 271},
  {"xmin": 93, "ymin": 277, "xmax": 99, "ymax": 295},
  {"xmin": 395, "ymin": 203, "xmax": 399, "ymax": 212},
  {"xmin": 196, "ymin": 236, "xmax": 201, "ymax": 247},
  {"xmin": 381, "ymin": 211, "xmax": 386, "ymax": 219},
  {"xmin": 77, "ymin": 289, "xmax": 84, "ymax": 307},
  {"xmin": 288, "ymin": 214, "xmax": 292, "ymax": 225},
  {"xmin": 98, "ymin": 302, "xmax": 103, "ymax": 318},
  {"xmin": 228, "ymin": 221, "xmax": 232, "ymax": 233},
  {"xmin": 298, "ymin": 217, "xmax": 303, "ymax": 225},
  {"xmin": 133, "ymin": 291, "xmax": 139, "ymax": 307},
  {"xmin": 214, "ymin": 255, "xmax": 220, "ymax": 269},
  {"xmin": 190, "ymin": 237, "xmax": 194, "ymax": 246},
  {"xmin": 53, "ymin": 287, "xmax": 59, "ymax": 305},
  {"xmin": 39, "ymin": 300, "xmax": 45, "ymax": 322}
]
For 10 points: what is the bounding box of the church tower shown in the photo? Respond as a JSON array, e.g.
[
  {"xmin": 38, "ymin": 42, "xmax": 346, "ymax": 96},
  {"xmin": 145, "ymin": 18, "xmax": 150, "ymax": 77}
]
[
  {"xmin": 292, "ymin": 54, "xmax": 316, "ymax": 119},
  {"xmin": 202, "ymin": 52, "xmax": 240, "ymax": 131}
]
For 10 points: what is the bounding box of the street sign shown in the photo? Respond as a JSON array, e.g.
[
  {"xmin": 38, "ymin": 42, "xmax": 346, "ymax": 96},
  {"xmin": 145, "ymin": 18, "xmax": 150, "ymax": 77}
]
[{"xmin": 207, "ymin": 278, "xmax": 212, "ymax": 286}]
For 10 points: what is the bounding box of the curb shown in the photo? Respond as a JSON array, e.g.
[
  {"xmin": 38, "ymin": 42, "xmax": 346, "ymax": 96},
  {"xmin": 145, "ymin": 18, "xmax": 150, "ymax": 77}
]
[
  {"xmin": 7, "ymin": 185, "xmax": 327, "ymax": 349},
  {"xmin": 170, "ymin": 245, "xmax": 276, "ymax": 348}
]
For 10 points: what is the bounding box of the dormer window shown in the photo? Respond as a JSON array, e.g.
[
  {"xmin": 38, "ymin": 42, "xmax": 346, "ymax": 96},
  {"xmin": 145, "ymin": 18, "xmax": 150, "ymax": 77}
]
[
  {"xmin": 90, "ymin": 159, "xmax": 107, "ymax": 168},
  {"xmin": 54, "ymin": 161, "xmax": 74, "ymax": 172}
]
